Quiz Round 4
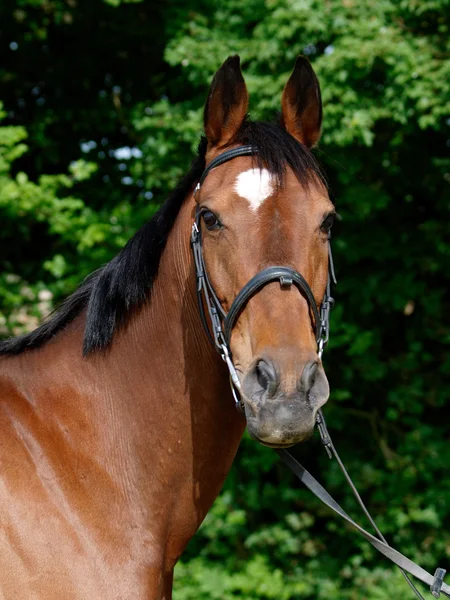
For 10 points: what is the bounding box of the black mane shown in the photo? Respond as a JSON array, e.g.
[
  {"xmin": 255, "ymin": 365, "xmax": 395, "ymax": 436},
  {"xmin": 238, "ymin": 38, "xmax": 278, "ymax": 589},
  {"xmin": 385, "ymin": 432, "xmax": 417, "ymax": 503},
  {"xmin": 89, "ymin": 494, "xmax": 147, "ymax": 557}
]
[{"xmin": 0, "ymin": 120, "xmax": 326, "ymax": 357}]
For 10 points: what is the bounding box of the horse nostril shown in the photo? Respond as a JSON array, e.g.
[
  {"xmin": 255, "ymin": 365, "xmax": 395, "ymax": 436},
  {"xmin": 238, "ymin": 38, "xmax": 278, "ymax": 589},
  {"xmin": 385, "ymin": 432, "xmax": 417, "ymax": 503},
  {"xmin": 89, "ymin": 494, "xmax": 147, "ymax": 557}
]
[
  {"xmin": 255, "ymin": 359, "xmax": 279, "ymax": 397},
  {"xmin": 300, "ymin": 360, "xmax": 319, "ymax": 393}
]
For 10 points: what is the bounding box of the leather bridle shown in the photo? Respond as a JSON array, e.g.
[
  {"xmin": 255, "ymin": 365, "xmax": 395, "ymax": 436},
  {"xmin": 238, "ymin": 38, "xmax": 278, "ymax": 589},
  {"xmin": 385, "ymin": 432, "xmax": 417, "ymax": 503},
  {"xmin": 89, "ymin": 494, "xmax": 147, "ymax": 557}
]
[
  {"xmin": 190, "ymin": 145, "xmax": 448, "ymax": 599},
  {"xmin": 191, "ymin": 145, "xmax": 336, "ymax": 410}
]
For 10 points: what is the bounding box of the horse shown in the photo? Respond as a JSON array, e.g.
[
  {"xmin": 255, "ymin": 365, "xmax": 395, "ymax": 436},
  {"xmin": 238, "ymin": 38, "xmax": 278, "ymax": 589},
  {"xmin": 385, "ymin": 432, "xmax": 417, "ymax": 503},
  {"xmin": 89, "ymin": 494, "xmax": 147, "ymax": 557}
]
[{"xmin": 0, "ymin": 55, "xmax": 334, "ymax": 599}]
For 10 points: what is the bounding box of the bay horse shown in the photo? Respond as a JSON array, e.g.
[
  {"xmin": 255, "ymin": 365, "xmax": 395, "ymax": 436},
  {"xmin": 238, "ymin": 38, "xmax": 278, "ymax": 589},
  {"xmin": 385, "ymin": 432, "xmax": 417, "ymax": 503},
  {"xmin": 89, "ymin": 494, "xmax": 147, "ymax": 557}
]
[{"xmin": 0, "ymin": 55, "xmax": 334, "ymax": 599}]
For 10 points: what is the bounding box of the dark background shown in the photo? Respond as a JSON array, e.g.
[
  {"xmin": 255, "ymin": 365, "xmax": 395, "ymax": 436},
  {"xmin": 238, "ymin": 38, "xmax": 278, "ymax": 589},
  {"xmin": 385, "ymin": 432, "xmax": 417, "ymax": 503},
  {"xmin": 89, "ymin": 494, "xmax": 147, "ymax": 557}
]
[{"xmin": 1, "ymin": 0, "xmax": 449, "ymax": 597}]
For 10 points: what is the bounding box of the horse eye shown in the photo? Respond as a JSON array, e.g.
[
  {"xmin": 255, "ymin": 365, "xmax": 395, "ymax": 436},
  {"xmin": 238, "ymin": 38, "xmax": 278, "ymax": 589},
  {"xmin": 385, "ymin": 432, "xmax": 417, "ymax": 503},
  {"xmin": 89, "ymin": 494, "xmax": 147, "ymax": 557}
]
[
  {"xmin": 320, "ymin": 213, "xmax": 335, "ymax": 233},
  {"xmin": 202, "ymin": 210, "xmax": 220, "ymax": 230}
]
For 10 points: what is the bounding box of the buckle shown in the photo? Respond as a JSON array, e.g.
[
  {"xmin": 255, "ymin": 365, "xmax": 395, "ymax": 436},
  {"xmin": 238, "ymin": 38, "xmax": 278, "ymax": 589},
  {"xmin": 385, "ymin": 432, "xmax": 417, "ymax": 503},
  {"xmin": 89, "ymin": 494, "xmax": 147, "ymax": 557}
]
[
  {"xmin": 230, "ymin": 378, "xmax": 244, "ymax": 413},
  {"xmin": 318, "ymin": 337, "xmax": 327, "ymax": 360},
  {"xmin": 316, "ymin": 410, "xmax": 333, "ymax": 459},
  {"xmin": 280, "ymin": 275, "xmax": 293, "ymax": 288},
  {"xmin": 191, "ymin": 221, "xmax": 199, "ymax": 243},
  {"xmin": 431, "ymin": 568, "xmax": 447, "ymax": 598}
]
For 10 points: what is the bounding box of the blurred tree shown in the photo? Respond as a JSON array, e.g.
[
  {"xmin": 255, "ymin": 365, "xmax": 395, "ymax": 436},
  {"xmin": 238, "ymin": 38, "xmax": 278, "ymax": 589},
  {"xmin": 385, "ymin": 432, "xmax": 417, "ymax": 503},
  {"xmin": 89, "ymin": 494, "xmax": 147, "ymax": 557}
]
[
  {"xmin": 0, "ymin": 0, "xmax": 449, "ymax": 597},
  {"xmin": 0, "ymin": 0, "xmax": 187, "ymax": 331}
]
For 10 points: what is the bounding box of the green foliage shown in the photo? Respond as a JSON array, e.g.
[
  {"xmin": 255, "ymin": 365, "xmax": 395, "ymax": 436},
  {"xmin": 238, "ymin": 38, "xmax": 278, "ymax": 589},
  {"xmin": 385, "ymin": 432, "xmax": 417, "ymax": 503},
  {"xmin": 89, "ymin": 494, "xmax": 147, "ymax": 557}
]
[{"xmin": 1, "ymin": 0, "xmax": 449, "ymax": 597}]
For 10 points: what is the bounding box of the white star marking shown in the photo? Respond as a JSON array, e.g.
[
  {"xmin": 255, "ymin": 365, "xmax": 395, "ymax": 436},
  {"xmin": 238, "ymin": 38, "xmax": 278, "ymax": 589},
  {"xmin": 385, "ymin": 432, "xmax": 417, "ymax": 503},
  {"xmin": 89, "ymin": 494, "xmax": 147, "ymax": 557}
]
[{"xmin": 234, "ymin": 168, "xmax": 274, "ymax": 211}]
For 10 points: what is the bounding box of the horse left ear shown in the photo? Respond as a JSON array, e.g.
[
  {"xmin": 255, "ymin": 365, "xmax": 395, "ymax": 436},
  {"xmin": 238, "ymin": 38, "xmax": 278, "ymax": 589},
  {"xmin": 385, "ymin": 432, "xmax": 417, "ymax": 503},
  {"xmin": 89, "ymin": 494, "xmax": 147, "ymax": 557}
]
[
  {"xmin": 204, "ymin": 55, "xmax": 249, "ymax": 149},
  {"xmin": 281, "ymin": 56, "xmax": 322, "ymax": 148}
]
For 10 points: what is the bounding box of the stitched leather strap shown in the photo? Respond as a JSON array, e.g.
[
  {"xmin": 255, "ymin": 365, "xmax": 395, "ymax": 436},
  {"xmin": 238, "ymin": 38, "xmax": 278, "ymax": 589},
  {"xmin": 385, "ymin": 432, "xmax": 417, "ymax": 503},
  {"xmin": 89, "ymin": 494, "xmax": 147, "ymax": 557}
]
[
  {"xmin": 223, "ymin": 266, "xmax": 321, "ymax": 344},
  {"xmin": 277, "ymin": 441, "xmax": 450, "ymax": 599},
  {"xmin": 199, "ymin": 145, "xmax": 256, "ymax": 186}
]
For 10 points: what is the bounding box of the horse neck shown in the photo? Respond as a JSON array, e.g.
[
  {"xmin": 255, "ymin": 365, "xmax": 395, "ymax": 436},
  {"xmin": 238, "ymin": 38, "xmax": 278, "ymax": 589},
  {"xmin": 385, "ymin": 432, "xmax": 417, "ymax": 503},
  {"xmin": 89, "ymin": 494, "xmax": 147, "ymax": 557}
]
[
  {"xmin": 108, "ymin": 190, "xmax": 229, "ymax": 397},
  {"xmin": 6, "ymin": 190, "xmax": 245, "ymax": 531},
  {"xmin": 101, "ymin": 191, "xmax": 246, "ymax": 493}
]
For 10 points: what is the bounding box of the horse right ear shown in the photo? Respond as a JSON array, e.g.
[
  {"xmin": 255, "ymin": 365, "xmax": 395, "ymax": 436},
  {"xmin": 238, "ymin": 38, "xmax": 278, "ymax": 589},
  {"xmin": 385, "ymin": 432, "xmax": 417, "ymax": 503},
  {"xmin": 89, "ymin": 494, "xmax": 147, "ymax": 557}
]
[
  {"xmin": 204, "ymin": 55, "xmax": 248, "ymax": 149},
  {"xmin": 281, "ymin": 56, "xmax": 322, "ymax": 148}
]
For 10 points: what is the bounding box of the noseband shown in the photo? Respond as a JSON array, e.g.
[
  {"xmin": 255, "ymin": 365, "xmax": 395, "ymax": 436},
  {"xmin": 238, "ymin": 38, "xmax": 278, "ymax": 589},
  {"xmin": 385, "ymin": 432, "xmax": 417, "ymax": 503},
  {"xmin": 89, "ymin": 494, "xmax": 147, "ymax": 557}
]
[{"xmin": 190, "ymin": 145, "xmax": 336, "ymax": 409}]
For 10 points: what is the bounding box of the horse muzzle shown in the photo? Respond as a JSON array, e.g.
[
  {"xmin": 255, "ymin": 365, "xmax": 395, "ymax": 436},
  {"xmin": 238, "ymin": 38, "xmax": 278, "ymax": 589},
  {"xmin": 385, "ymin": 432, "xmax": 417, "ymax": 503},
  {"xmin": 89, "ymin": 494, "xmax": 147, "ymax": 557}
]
[{"xmin": 240, "ymin": 356, "xmax": 329, "ymax": 447}]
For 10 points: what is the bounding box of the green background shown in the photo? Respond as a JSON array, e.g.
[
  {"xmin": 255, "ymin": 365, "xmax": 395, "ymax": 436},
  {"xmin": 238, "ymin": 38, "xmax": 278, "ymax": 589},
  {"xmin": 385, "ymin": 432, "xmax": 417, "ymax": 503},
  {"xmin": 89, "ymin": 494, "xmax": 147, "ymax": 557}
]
[{"xmin": 1, "ymin": 0, "xmax": 449, "ymax": 597}]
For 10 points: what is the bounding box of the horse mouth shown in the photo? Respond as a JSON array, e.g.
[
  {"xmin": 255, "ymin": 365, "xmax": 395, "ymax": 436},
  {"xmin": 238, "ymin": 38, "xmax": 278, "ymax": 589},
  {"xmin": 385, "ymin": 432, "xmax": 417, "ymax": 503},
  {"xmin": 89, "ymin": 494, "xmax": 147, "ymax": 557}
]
[
  {"xmin": 248, "ymin": 432, "xmax": 298, "ymax": 449},
  {"xmin": 247, "ymin": 425, "xmax": 315, "ymax": 449},
  {"xmin": 257, "ymin": 440, "xmax": 296, "ymax": 449}
]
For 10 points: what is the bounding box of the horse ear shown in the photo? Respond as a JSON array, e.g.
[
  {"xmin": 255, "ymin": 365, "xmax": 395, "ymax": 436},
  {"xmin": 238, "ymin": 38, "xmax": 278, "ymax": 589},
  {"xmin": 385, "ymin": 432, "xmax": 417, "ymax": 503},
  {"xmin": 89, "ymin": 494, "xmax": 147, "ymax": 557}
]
[
  {"xmin": 281, "ymin": 56, "xmax": 322, "ymax": 148},
  {"xmin": 204, "ymin": 55, "xmax": 248, "ymax": 148}
]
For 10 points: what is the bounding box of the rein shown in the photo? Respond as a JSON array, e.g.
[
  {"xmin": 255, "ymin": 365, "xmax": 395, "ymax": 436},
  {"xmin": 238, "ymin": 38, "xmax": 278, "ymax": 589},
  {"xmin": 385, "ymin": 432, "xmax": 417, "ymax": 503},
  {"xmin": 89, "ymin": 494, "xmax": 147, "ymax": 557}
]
[{"xmin": 191, "ymin": 145, "xmax": 448, "ymax": 599}]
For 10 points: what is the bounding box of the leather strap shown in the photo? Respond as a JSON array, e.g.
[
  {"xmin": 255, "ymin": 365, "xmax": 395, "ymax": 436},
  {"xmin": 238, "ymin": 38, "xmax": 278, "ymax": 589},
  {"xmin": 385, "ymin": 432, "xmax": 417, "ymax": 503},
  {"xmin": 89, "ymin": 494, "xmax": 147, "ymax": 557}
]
[
  {"xmin": 199, "ymin": 145, "xmax": 256, "ymax": 186},
  {"xmin": 277, "ymin": 413, "xmax": 449, "ymax": 599},
  {"xmin": 223, "ymin": 266, "xmax": 321, "ymax": 344}
]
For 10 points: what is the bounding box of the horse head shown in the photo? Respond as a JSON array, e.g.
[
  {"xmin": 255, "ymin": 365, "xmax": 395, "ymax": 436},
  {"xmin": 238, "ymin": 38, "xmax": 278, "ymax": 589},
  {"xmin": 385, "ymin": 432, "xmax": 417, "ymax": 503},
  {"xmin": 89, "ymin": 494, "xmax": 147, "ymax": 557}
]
[{"xmin": 195, "ymin": 56, "xmax": 335, "ymax": 447}]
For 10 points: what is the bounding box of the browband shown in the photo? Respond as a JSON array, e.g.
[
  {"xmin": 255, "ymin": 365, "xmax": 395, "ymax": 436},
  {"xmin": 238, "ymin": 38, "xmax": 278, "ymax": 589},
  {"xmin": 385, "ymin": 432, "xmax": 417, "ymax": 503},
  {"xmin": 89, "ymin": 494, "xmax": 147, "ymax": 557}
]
[{"xmin": 198, "ymin": 145, "xmax": 256, "ymax": 187}]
